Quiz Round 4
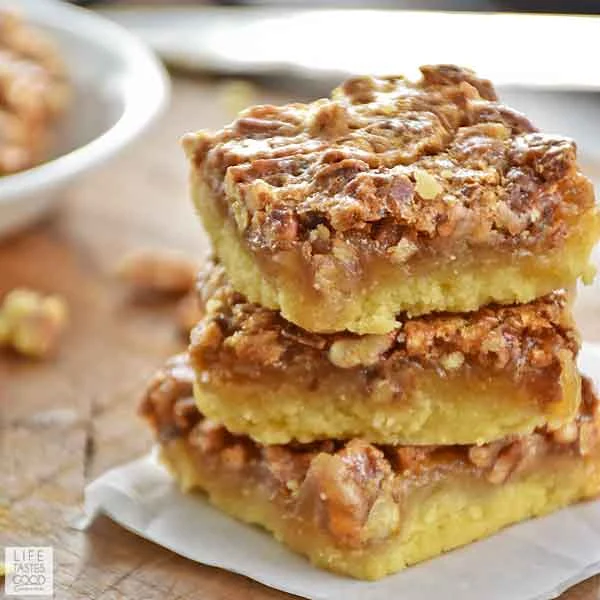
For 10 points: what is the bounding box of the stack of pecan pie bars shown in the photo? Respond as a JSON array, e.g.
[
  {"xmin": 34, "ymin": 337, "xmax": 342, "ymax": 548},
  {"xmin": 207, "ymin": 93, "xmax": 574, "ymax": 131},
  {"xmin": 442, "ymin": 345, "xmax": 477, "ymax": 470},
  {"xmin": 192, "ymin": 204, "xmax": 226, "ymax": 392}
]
[{"xmin": 140, "ymin": 65, "xmax": 600, "ymax": 580}]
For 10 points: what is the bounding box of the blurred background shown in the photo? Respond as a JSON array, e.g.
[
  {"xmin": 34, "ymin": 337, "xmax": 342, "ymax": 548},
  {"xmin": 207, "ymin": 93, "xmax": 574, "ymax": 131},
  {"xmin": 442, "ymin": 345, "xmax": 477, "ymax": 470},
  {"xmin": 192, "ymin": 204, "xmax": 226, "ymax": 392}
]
[
  {"xmin": 68, "ymin": 0, "xmax": 600, "ymax": 12},
  {"xmin": 63, "ymin": 0, "xmax": 600, "ymax": 166}
]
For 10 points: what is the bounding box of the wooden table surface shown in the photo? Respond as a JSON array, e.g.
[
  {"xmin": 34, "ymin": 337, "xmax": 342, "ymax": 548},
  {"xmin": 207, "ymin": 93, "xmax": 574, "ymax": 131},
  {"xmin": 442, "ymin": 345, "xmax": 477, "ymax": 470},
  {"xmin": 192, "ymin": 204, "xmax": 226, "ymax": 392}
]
[{"xmin": 2, "ymin": 76, "xmax": 600, "ymax": 600}]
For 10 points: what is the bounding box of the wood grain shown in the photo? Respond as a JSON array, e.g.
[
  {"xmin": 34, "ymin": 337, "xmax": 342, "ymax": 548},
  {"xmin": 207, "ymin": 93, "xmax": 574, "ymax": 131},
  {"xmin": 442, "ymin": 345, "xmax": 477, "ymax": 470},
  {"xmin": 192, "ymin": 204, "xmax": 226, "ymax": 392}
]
[{"xmin": 1, "ymin": 76, "xmax": 599, "ymax": 600}]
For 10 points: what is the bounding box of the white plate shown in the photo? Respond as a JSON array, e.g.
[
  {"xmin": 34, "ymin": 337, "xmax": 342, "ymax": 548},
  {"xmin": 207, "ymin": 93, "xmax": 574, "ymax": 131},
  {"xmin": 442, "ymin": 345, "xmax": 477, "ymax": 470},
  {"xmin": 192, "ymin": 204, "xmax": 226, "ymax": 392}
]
[
  {"xmin": 101, "ymin": 8, "xmax": 600, "ymax": 89},
  {"xmin": 101, "ymin": 8, "xmax": 600, "ymax": 176},
  {"xmin": 0, "ymin": 0, "xmax": 169, "ymax": 237}
]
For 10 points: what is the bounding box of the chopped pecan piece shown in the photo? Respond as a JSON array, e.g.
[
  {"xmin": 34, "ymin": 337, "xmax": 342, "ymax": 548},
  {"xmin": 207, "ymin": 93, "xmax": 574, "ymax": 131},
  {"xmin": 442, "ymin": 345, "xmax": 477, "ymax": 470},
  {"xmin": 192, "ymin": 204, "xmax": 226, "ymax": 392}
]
[
  {"xmin": 118, "ymin": 249, "xmax": 197, "ymax": 296},
  {"xmin": 0, "ymin": 288, "xmax": 68, "ymax": 359},
  {"xmin": 298, "ymin": 440, "xmax": 393, "ymax": 547},
  {"xmin": 328, "ymin": 334, "xmax": 394, "ymax": 369}
]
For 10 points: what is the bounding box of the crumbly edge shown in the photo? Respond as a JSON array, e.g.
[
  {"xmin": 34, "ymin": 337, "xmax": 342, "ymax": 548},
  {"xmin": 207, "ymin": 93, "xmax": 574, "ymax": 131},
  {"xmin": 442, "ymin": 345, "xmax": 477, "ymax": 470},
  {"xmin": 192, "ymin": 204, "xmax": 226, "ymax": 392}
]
[
  {"xmin": 141, "ymin": 354, "xmax": 600, "ymax": 578},
  {"xmin": 183, "ymin": 64, "xmax": 598, "ymax": 269}
]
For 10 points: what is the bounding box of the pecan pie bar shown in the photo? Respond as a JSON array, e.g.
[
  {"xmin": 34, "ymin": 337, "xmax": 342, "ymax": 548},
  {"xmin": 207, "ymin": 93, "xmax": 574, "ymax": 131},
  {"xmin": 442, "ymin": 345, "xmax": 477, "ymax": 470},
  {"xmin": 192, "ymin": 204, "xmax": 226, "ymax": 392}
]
[
  {"xmin": 188, "ymin": 263, "xmax": 581, "ymax": 446},
  {"xmin": 0, "ymin": 10, "xmax": 69, "ymax": 174},
  {"xmin": 183, "ymin": 65, "xmax": 599, "ymax": 334},
  {"xmin": 140, "ymin": 354, "xmax": 600, "ymax": 580}
]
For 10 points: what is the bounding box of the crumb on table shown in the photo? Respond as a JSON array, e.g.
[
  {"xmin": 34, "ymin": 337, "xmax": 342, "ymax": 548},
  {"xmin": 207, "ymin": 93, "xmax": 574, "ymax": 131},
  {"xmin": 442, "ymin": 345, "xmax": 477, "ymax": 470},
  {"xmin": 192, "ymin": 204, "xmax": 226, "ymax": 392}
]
[
  {"xmin": 117, "ymin": 249, "xmax": 198, "ymax": 297},
  {"xmin": 0, "ymin": 288, "xmax": 68, "ymax": 358}
]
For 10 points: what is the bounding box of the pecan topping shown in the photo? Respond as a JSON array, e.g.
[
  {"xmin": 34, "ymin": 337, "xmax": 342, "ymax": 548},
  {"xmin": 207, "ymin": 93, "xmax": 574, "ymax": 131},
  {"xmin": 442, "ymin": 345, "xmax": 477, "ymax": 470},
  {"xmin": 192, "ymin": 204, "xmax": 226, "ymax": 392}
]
[
  {"xmin": 185, "ymin": 64, "xmax": 594, "ymax": 270},
  {"xmin": 328, "ymin": 334, "xmax": 394, "ymax": 369}
]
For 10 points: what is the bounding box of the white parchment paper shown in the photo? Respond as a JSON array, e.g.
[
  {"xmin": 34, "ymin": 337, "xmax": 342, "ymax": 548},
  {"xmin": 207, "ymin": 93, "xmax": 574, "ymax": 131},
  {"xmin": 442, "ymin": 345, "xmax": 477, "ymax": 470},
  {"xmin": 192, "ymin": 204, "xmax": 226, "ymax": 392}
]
[{"xmin": 82, "ymin": 342, "xmax": 600, "ymax": 600}]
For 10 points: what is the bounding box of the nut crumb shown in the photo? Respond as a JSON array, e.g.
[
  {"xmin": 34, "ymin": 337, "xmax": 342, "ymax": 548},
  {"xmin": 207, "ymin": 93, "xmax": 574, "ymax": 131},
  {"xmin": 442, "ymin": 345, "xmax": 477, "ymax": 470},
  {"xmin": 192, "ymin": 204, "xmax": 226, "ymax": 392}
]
[
  {"xmin": 440, "ymin": 351, "xmax": 465, "ymax": 371},
  {"xmin": 307, "ymin": 100, "xmax": 350, "ymax": 138},
  {"xmin": 117, "ymin": 249, "xmax": 197, "ymax": 296},
  {"xmin": 414, "ymin": 169, "xmax": 443, "ymax": 200},
  {"xmin": 231, "ymin": 200, "xmax": 249, "ymax": 232},
  {"xmin": 328, "ymin": 334, "xmax": 393, "ymax": 369},
  {"xmin": 387, "ymin": 238, "xmax": 418, "ymax": 265},
  {"xmin": 579, "ymin": 421, "xmax": 599, "ymax": 456},
  {"xmin": 0, "ymin": 288, "xmax": 68, "ymax": 358},
  {"xmin": 310, "ymin": 224, "xmax": 331, "ymax": 241},
  {"xmin": 551, "ymin": 422, "xmax": 578, "ymax": 445},
  {"xmin": 485, "ymin": 442, "xmax": 522, "ymax": 484}
]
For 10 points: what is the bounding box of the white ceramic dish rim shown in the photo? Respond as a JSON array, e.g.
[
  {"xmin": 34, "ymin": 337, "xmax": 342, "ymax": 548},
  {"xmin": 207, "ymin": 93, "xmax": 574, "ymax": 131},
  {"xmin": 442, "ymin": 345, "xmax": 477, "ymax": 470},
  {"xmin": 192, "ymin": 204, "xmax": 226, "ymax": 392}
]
[
  {"xmin": 0, "ymin": 0, "xmax": 169, "ymax": 205},
  {"xmin": 100, "ymin": 8, "xmax": 600, "ymax": 91}
]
